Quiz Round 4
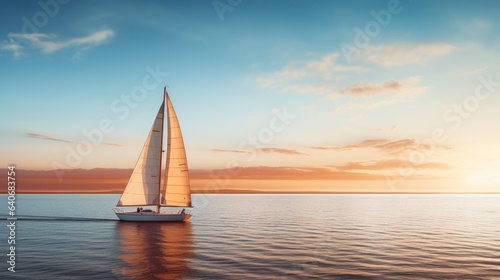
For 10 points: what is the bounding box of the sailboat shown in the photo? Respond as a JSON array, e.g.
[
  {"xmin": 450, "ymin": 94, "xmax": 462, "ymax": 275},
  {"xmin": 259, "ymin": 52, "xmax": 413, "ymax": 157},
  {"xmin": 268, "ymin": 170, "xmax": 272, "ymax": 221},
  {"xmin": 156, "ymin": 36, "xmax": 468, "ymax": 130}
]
[{"xmin": 113, "ymin": 87, "xmax": 192, "ymax": 222}]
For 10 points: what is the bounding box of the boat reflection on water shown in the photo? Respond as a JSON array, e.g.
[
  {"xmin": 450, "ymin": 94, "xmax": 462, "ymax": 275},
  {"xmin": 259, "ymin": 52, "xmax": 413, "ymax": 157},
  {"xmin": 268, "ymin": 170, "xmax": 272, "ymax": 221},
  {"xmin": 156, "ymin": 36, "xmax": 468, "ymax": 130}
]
[{"xmin": 116, "ymin": 222, "xmax": 194, "ymax": 279}]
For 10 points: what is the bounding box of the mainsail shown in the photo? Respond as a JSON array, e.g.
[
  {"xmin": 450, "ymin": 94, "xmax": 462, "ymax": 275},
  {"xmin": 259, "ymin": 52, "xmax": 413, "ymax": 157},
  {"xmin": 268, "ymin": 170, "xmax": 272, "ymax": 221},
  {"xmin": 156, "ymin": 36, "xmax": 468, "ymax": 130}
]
[
  {"xmin": 117, "ymin": 102, "xmax": 165, "ymax": 206},
  {"xmin": 162, "ymin": 93, "xmax": 192, "ymax": 207}
]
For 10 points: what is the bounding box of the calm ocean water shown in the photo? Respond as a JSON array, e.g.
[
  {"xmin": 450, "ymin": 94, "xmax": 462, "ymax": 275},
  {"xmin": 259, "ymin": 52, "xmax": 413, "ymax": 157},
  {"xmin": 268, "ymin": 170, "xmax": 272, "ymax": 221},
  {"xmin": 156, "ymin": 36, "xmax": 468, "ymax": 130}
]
[{"xmin": 1, "ymin": 194, "xmax": 499, "ymax": 279}]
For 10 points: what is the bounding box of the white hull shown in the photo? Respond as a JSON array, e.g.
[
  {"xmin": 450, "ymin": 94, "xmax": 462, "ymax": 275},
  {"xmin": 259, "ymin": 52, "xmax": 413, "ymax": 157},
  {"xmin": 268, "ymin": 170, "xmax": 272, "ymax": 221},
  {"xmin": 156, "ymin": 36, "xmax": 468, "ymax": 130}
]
[{"xmin": 115, "ymin": 212, "xmax": 191, "ymax": 222}]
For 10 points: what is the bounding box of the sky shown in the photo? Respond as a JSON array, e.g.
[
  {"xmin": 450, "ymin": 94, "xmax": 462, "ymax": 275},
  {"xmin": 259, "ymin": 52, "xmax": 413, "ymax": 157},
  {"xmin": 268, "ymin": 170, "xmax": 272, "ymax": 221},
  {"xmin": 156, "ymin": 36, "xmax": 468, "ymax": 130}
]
[{"xmin": 1, "ymin": 0, "xmax": 500, "ymax": 193}]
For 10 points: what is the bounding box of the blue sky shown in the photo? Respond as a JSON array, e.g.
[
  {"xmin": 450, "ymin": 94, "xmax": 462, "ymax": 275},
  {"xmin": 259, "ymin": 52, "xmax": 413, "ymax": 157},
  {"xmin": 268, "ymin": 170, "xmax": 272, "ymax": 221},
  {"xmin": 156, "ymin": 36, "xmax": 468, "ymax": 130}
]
[{"xmin": 1, "ymin": 0, "xmax": 500, "ymax": 192}]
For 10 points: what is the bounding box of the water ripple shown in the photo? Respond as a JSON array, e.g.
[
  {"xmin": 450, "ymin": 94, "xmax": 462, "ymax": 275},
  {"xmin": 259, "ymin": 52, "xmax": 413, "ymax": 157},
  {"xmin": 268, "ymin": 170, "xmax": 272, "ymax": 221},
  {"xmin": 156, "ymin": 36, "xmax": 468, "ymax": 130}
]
[{"xmin": 1, "ymin": 194, "xmax": 499, "ymax": 279}]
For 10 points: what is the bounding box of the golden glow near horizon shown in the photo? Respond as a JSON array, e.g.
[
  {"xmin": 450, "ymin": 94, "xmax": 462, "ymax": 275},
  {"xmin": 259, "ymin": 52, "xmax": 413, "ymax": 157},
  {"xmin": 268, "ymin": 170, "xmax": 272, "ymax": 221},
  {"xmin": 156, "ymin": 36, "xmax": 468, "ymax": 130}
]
[{"xmin": 467, "ymin": 169, "xmax": 500, "ymax": 188}]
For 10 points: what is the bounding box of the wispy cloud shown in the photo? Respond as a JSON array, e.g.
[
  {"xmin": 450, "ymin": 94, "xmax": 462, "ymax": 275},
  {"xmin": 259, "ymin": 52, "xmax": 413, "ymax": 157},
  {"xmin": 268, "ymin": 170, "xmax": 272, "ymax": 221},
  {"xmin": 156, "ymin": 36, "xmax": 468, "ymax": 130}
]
[
  {"xmin": 1, "ymin": 30, "xmax": 114, "ymax": 58},
  {"xmin": 212, "ymin": 148, "xmax": 308, "ymax": 156},
  {"xmin": 27, "ymin": 133, "xmax": 72, "ymax": 143},
  {"xmin": 255, "ymin": 43, "xmax": 446, "ymax": 114},
  {"xmin": 255, "ymin": 52, "xmax": 364, "ymax": 95},
  {"xmin": 1, "ymin": 41, "xmax": 23, "ymax": 59},
  {"xmin": 211, "ymin": 148, "xmax": 252, "ymax": 154},
  {"xmin": 355, "ymin": 43, "xmax": 455, "ymax": 67},
  {"xmin": 258, "ymin": 148, "xmax": 308, "ymax": 155},
  {"xmin": 458, "ymin": 19, "xmax": 491, "ymax": 33},
  {"xmin": 389, "ymin": 125, "xmax": 399, "ymax": 131},
  {"xmin": 312, "ymin": 139, "xmax": 386, "ymax": 151},
  {"xmin": 26, "ymin": 132, "xmax": 121, "ymax": 147},
  {"xmin": 311, "ymin": 142, "xmax": 377, "ymax": 151},
  {"xmin": 311, "ymin": 138, "xmax": 452, "ymax": 156},
  {"xmin": 338, "ymin": 80, "xmax": 403, "ymax": 97},
  {"xmin": 102, "ymin": 142, "xmax": 122, "ymax": 147},
  {"xmin": 331, "ymin": 76, "xmax": 425, "ymax": 98},
  {"xmin": 191, "ymin": 166, "xmax": 385, "ymax": 180},
  {"xmin": 333, "ymin": 159, "xmax": 452, "ymax": 171},
  {"xmin": 457, "ymin": 66, "xmax": 488, "ymax": 77},
  {"xmin": 368, "ymin": 125, "xmax": 399, "ymax": 132},
  {"xmin": 469, "ymin": 19, "xmax": 490, "ymax": 30},
  {"xmin": 329, "ymin": 76, "xmax": 427, "ymax": 111}
]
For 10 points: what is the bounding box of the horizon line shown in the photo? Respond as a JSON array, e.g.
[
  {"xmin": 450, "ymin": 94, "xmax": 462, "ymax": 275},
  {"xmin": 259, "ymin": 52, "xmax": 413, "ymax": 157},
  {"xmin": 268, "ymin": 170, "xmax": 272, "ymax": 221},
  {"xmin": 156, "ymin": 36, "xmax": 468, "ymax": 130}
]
[{"xmin": 1, "ymin": 191, "xmax": 499, "ymax": 195}]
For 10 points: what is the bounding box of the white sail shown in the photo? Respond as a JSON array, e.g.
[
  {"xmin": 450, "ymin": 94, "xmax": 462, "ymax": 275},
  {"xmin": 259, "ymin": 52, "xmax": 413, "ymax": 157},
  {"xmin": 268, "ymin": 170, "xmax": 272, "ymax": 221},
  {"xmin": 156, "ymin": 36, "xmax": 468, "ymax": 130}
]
[
  {"xmin": 162, "ymin": 93, "xmax": 192, "ymax": 207},
  {"xmin": 117, "ymin": 102, "xmax": 164, "ymax": 206}
]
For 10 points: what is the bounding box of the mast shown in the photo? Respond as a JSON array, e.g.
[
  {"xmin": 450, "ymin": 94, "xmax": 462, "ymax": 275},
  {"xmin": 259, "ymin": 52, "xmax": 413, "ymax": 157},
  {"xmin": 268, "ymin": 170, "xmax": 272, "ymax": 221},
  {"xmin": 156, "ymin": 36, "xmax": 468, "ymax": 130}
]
[{"xmin": 157, "ymin": 87, "xmax": 167, "ymax": 213}]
